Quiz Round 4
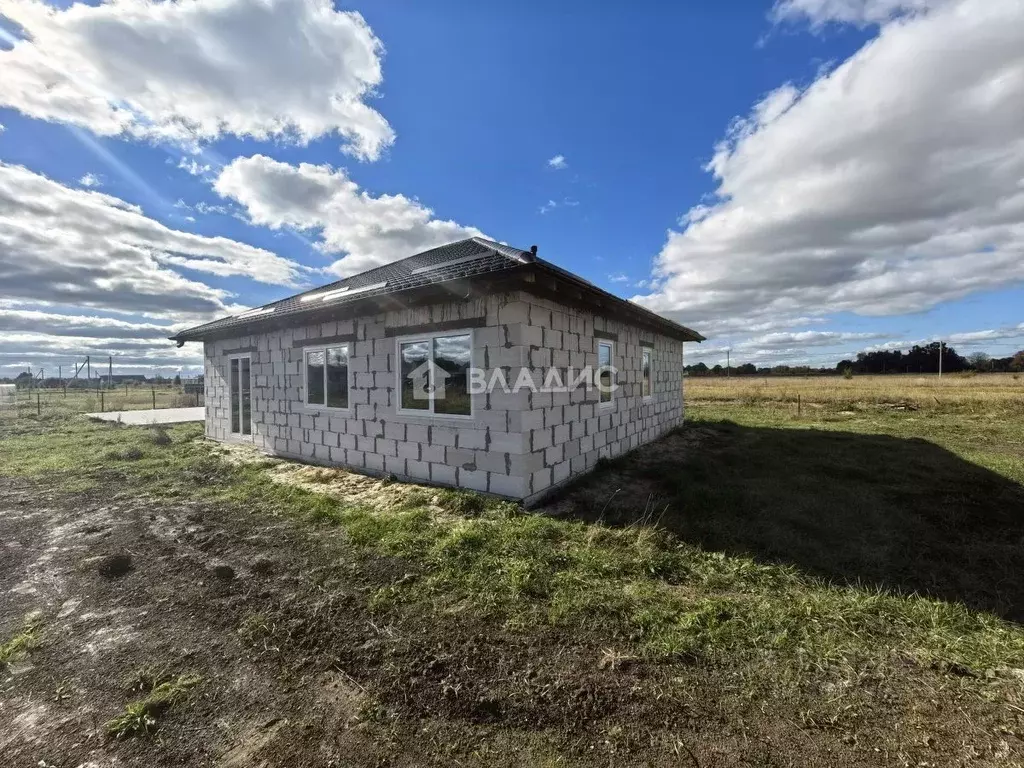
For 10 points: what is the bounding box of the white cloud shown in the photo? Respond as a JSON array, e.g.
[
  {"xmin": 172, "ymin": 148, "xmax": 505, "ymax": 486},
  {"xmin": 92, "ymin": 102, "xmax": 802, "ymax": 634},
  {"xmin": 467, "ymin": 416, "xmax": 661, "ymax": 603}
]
[
  {"xmin": 539, "ymin": 197, "xmax": 579, "ymax": 215},
  {"xmin": 736, "ymin": 330, "xmax": 886, "ymax": 350},
  {"xmin": 947, "ymin": 322, "xmax": 1024, "ymax": 347},
  {"xmin": 178, "ymin": 157, "xmax": 213, "ymax": 177},
  {"xmin": 773, "ymin": 0, "xmax": 943, "ymax": 27},
  {"xmin": 77, "ymin": 172, "xmax": 101, "ymax": 188},
  {"xmin": 214, "ymin": 154, "xmax": 483, "ymax": 277},
  {"xmin": 0, "ymin": 0, "xmax": 394, "ymax": 160},
  {"xmin": 607, "ymin": 273, "xmax": 630, "ymax": 284},
  {"xmin": 0, "ymin": 331, "xmax": 203, "ymax": 373},
  {"xmin": 0, "ymin": 308, "xmax": 182, "ymax": 339},
  {"xmin": 641, "ymin": 0, "xmax": 1024, "ymax": 335},
  {"xmin": 548, "ymin": 155, "xmax": 568, "ymax": 170},
  {"xmin": 0, "ymin": 161, "xmax": 300, "ymax": 319}
]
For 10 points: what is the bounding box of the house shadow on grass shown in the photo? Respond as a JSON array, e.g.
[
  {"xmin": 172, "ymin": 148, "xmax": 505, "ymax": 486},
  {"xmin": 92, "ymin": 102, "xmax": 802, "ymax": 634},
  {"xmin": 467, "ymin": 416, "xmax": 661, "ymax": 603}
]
[{"xmin": 546, "ymin": 421, "xmax": 1024, "ymax": 622}]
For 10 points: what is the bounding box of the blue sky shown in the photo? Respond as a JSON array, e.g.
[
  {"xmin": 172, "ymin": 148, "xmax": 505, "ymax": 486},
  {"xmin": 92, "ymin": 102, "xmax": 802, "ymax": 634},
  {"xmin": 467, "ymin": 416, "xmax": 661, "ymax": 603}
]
[{"xmin": 0, "ymin": 0, "xmax": 1022, "ymax": 375}]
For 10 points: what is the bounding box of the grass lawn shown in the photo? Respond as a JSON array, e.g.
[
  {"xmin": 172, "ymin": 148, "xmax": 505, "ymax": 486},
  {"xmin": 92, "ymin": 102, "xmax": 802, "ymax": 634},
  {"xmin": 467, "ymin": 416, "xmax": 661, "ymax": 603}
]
[{"xmin": 1, "ymin": 374, "xmax": 1022, "ymax": 766}]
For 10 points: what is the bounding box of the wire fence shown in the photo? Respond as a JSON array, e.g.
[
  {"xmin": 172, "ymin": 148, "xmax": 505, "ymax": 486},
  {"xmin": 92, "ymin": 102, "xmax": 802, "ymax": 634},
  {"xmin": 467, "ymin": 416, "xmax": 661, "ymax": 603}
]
[{"xmin": 0, "ymin": 383, "xmax": 204, "ymax": 419}]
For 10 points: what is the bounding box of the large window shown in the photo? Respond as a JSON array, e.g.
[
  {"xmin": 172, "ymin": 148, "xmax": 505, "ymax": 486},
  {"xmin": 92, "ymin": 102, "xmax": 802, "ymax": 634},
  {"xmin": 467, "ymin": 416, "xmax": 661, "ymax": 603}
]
[
  {"xmin": 397, "ymin": 331, "xmax": 472, "ymax": 416},
  {"xmin": 598, "ymin": 340, "xmax": 614, "ymax": 405},
  {"xmin": 642, "ymin": 348, "xmax": 652, "ymax": 399},
  {"xmin": 305, "ymin": 344, "xmax": 349, "ymax": 409}
]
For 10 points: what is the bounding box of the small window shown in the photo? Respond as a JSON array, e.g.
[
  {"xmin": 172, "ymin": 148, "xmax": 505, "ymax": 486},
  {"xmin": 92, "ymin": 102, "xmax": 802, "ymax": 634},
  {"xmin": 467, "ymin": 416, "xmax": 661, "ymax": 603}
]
[
  {"xmin": 397, "ymin": 331, "xmax": 473, "ymax": 416},
  {"xmin": 642, "ymin": 349, "xmax": 652, "ymax": 398},
  {"xmin": 305, "ymin": 344, "xmax": 349, "ymax": 409},
  {"xmin": 598, "ymin": 341, "xmax": 613, "ymax": 405}
]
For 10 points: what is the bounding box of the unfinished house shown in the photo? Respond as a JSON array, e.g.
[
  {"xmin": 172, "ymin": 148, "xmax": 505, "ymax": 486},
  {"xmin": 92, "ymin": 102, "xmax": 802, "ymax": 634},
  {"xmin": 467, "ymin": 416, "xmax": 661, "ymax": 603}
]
[{"xmin": 171, "ymin": 238, "xmax": 704, "ymax": 504}]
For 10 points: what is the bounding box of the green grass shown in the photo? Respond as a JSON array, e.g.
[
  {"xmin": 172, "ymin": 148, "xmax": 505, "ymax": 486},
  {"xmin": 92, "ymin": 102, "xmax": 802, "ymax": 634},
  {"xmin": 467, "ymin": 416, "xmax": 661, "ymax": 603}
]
[
  {"xmin": 105, "ymin": 674, "xmax": 202, "ymax": 738},
  {"xmin": 0, "ymin": 614, "xmax": 43, "ymax": 665},
  {"xmin": 3, "ymin": 404, "xmax": 1024, "ymax": 684}
]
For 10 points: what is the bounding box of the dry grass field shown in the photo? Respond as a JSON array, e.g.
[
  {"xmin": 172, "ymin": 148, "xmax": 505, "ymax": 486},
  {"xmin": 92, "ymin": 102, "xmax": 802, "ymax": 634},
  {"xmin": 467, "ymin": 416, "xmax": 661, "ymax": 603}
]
[
  {"xmin": 0, "ymin": 373, "xmax": 1022, "ymax": 766},
  {"xmin": 686, "ymin": 371, "xmax": 1024, "ymax": 413}
]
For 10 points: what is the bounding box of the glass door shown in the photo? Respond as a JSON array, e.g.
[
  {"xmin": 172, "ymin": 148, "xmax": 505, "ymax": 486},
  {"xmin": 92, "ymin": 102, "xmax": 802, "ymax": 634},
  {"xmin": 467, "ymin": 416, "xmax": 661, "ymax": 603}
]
[{"xmin": 229, "ymin": 356, "xmax": 251, "ymax": 436}]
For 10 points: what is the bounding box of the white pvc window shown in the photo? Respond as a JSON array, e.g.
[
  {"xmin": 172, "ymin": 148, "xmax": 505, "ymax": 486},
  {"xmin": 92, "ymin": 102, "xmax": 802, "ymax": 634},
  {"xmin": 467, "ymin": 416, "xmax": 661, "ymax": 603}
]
[
  {"xmin": 305, "ymin": 344, "xmax": 350, "ymax": 409},
  {"xmin": 642, "ymin": 348, "xmax": 652, "ymax": 399},
  {"xmin": 396, "ymin": 330, "xmax": 473, "ymax": 417},
  {"xmin": 598, "ymin": 340, "xmax": 614, "ymax": 406}
]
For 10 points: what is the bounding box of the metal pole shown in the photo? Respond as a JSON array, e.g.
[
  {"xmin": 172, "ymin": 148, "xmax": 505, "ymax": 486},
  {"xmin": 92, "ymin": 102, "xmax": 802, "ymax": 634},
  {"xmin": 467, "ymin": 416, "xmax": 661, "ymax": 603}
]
[
  {"xmin": 108, "ymin": 356, "xmax": 112, "ymax": 389},
  {"xmin": 100, "ymin": 390, "xmax": 104, "ymax": 412},
  {"xmin": 86, "ymin": 356, "xmax": 91, "ymax": 381},
  {"xmin": 938, "ymin": 341, "xmax": 943, "ymax": 377},
  {"xmin": 36, "ymin": 392, "xmax": 40, "ymax": 416},
  {"xmin": 152, "ymin": 388, "xmax": 156, "ymax": 409}
]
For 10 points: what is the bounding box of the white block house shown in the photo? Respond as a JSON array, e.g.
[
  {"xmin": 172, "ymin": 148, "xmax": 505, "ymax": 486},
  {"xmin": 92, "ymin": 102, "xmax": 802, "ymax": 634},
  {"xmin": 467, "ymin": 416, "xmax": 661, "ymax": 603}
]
[{"xmin": 171, "ymin": 238, "xmax": 704, "ymax": 505}]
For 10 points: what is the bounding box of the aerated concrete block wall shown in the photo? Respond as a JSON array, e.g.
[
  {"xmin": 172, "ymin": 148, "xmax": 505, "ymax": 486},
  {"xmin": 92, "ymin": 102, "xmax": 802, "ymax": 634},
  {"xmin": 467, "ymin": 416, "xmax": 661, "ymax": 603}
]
[{"xmin": 204, "ymin": 290, "xmax": 685, "ymax": 502}]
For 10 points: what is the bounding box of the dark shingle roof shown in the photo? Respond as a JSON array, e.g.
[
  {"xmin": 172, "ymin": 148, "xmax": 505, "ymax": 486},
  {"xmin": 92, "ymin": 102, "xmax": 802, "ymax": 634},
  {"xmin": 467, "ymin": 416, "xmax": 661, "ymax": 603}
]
[{"xmin": 170, "ymin": 237, "xmax": 704, "ymax": 343}]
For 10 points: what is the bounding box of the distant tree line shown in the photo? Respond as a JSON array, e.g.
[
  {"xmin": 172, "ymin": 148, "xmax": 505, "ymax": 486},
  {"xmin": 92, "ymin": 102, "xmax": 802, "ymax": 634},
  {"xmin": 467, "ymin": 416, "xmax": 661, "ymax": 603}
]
[{"xmin": 686, "ymin": 343, "xmax": 1024, "ymax": 376}]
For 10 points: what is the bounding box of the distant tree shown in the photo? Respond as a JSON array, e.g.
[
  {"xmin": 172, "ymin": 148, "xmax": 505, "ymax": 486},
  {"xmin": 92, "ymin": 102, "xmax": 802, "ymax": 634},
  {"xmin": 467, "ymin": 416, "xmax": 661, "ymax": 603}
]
[
  {"xmin": 968, "ymin": 352, "xmax": 992, "ymax": 372},
  {"xmin": 14, "ymin": 371, "xmax": 33, "ymax": 389},
  {"xmin": 736, "ymin": 363, "xmax": 757, "ymax": 375},
  {"xmin": 1011, "ymin": 350, "xmax": 1024, "ymax": 372},
  {"xmin": 173, "ymin": 374, "xmax": 182, "ymax": 386},
  {"xmin": 711, "ymin": 364, "xmax": 723, "ymax": 375}
]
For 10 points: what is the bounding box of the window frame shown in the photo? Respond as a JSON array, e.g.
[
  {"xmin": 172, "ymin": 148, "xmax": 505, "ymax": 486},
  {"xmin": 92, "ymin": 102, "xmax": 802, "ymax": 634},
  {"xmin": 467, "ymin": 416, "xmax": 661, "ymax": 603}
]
[
  {"xmin": 597, "ymin": 339, "xmax": 615, "ymax": 408},
  {"xmin": 394, "ymin": 328, "xmax": 475, "ymax": 420},
  {"xmin": 303, "ymin": 342, "xmax": 352, "ymax": 412},
  {"xmin": 227, "ymin": 352, "xmax": 253, "ymax": 438},
  {"xmin": 641, "ymin": 348, "xmax": 653, "ymax": 401}
]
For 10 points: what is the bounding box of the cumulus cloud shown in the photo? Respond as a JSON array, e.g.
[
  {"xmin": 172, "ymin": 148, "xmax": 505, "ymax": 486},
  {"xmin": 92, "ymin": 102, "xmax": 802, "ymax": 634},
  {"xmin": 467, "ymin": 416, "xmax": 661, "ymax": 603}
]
[
  {"xmin": 548, "ymin": 155, "xmax": 568, "ymax": 170},
  {"xmin": 214, "ymin": 154, "xmax": 483, "ymax": 277},
  {"xmin": 772, "ymin": 0, "xmax": 943, "ymax": 27},
  {"xmin": 0, "ymin": 161, "xmax": 300, "ymax": 318},
  {"xmin": 0, "ymin": 0, "xmax": 394, "ymax": 160},
  {"xmin": 0, "ymin": 308, "xmax": 182, "ymax": 339},
  {"xmin": 77, "ymin": 172, "xmax": 101, "ymax": 188},
  {"xmin": 640, "ymin": 0, "xmax": 1024, "ymax": 336}
]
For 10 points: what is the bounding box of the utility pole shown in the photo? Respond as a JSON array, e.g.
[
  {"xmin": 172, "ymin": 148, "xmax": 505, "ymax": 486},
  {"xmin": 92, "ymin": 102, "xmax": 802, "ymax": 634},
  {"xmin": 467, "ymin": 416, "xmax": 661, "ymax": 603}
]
[
  {"xmin": 108, "ymin": 356, "xmax": 113, "ymax": 390},
  {"xmin": 86, "ymin": 355, "xmax": 91, "ymax": 381},
  {"xmin": 726, "ymin": 349, "xmax": 731, "ymax": 377},
  {"xmin": 938, "ymin": 341, "xmax": 943, "ymax": 378}
]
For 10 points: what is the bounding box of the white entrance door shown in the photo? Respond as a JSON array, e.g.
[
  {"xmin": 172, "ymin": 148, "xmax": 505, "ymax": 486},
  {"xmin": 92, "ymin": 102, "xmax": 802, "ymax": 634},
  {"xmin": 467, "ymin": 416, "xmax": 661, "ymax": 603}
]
[{"xmin": 229, "ymin": 355, "xmax": 252, "ymax": 436}]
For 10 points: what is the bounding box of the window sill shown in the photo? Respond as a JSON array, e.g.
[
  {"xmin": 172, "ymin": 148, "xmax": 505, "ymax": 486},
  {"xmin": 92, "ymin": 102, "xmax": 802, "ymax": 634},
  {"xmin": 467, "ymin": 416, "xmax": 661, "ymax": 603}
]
[
  {"xmin": 303, "ymin": 403, "xmax": 351, "ymax": 413},
  {"xmin": 393, "ymin": 409, "xmax": 476, "ymax": 424}
]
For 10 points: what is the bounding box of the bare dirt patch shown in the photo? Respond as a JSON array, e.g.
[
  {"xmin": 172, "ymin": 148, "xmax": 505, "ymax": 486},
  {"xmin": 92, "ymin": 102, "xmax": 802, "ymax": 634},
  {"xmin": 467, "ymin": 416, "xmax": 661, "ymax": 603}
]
[
  {"xmin": 3, "ymin": 424, "xmax": 1023, "ymax": 766},
  {"xmin": 215, "ymin": 441, "xmax": 438, "ymax": 511}
]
